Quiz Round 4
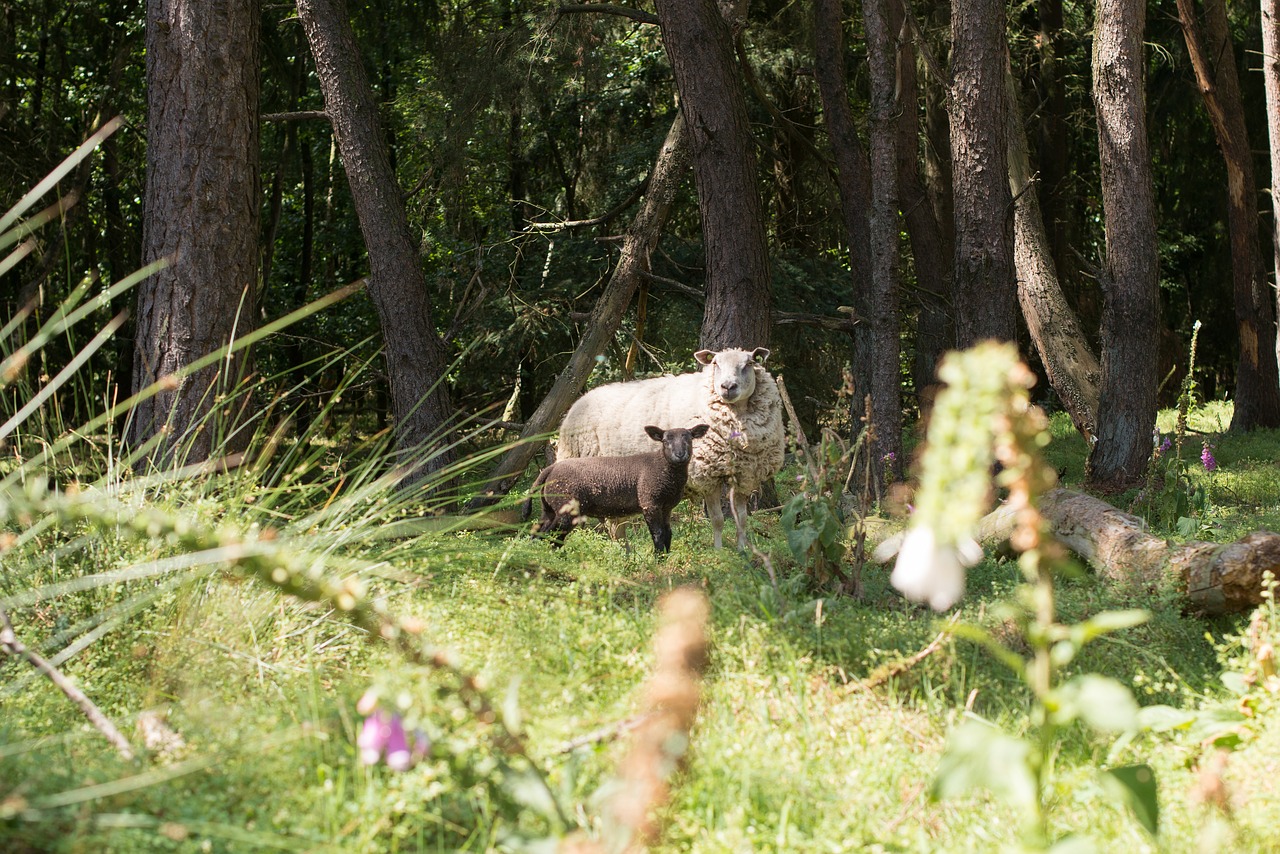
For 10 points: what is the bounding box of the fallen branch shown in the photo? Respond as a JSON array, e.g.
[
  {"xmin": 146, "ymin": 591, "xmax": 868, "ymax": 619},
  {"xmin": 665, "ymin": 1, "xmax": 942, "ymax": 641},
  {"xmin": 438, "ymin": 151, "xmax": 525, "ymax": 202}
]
[
  {"xmin": 849, "ymin": 616, "xmax": 957, "ymax": 692},
  {"xmin": 0, "ymin": 605, "xmax": 136, "ymax": 760}
]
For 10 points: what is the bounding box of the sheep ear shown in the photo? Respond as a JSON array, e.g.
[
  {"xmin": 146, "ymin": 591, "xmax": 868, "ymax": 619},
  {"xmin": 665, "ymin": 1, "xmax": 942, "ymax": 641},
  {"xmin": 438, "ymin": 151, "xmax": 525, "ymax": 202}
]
[
  {"xmin": 694, "ymin": 349, "xmax": 715, "ymax": 366},
  {"xmin": 752, "ymin": 347, "xmax": 771, "ymax": 363},
  {"xmin": 644, "ymin": 425, "xmax": 665, "ymax": 441},
  {"xmin": 690, "ymin": 424, "xmax": 710, "ymax": 438}
]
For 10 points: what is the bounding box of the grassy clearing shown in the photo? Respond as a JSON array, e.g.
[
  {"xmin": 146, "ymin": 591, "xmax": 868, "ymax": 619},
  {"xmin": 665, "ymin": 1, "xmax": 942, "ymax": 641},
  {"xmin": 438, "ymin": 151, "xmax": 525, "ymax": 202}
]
[{"xmin": 2, "ymin": 357, "xmax": 1279, "ymax": 854}]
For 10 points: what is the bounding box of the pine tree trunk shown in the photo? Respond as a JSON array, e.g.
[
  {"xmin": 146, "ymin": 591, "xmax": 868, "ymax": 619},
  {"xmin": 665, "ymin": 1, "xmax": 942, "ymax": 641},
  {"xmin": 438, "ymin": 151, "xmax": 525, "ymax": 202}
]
[
  {"xmin": 1177, "ymin": 0, "xmax": 1280, "ymax": 432},
  {"xmin": 1005, "ymin": 59, "xmax": 1101, "ymax": 441},
  {"xmin": 863, "ymin": 0, "xmax": 904, "ymax": 484},
  {"xmin": 473, "ymin": 115, "xmax": 690, "ymax": 503},
  {"xmin": 654, "ymin": 0, "xmax": 772, "ymax": 351},
  {"xmin": 1265, "ymin": 0, "xmax": 1280, "ymax": 379},
  {"xmin": 296, "ymin": 0, "xmax": 457, "ymax": 482},
  {"xmin": 130, "ymin": 0, "xmax": 260, "ymax": 467},
  {"xmin": 1087, "ymin": 0, "xmax": 1160, "ymax": 492},
  {"xmin": 950, "ymin": 0, "xmax": 1015, "ymax": 347}
]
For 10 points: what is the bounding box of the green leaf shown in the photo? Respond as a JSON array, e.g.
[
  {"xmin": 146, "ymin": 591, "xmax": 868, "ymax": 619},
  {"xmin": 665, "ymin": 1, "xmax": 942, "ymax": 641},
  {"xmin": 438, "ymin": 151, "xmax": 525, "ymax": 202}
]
[
  {"xmin": 1047, "ymin": 835, "xmax": 1099, "ymax": 854},
  {"xmin": 1175, "ymin": 516, "xmax": 1199, "ymax": 538},
  {"xmin": 1187, "ymin": 706, "xmax": 1247, "ymax": 744},
  {"xmin": 1100, "ymin": 764, "xmax": 1159, "ymax": 837},
  {"xmin": 932, "ymin": 720, "xmax": 1037, "ymax": 808},
  {"xmin": 1070, "ymin": 609, "xmax": 1150, "ymax": 647},
  {"xmin": 1136, "ymin": 705, "xmax": 1197, "ymax": 732},
  {"xmin": 1057, "ymin": 675, "xmax": 1139, "ymax": 732},
  {"xmin": 946, "ymin": 622, "xmax": 1027, "ymax": 677}
]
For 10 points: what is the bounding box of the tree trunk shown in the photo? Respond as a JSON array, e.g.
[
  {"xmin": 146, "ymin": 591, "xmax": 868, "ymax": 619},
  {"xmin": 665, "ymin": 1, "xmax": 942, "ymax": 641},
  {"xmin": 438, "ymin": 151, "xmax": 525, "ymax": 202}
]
[
  {"xmin": 1177, "ymin": 0, "xmax": 1280, "ymax": 432},
  {"xmin": 1265, "ymin": 0, "xmax": 1280, "ymax": 380},
  {"xmin": 812, "ymin": 0, "xmax": 881, "ymax": 472},
  {"xmin": 1087, "ymin": 0, "xmax": 1160, "ymax": 492},
  {"xmin": 296, "ymin": 0, "xmax": 457, "ymax": 481},
  {"xmin": 863, "ymin": 0, "xmax": 904, "ymax": 484},
  {"xmin": 654, "ymin": 0, "xmax": 772, "ymax": 351},
  {"xmin": 983, "ymin": 490, "xmax": 1278, "ymax": 615},
  {"xmin": 1005, "ymin": 59, "xmax": 1101, "ymax": 441},
  {"xmin": 890, "ymin": 0, "xmax": 953, "ymax": 402},
  {"xmin": 130, "ymin": 0, "xmax": 260, "ymax": 467},
  {"xmin": 473, "ymin": 114, "xmax": 690, "ymax": 503},
  {"xmin": 950, "ymin": 0, "xmax": 1015, "ymax": 347}
]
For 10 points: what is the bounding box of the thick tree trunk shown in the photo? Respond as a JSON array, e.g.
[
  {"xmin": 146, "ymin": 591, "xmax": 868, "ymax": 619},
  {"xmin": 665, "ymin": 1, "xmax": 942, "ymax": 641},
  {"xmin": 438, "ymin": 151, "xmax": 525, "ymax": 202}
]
[
  {"xmin": 950, "ymin": 0, "xmax": 1015, "ymax": 347},
  {"xmin": 1005, "ymin": 60, "xmax": 1101, "ymax": 441},
  {"xmin": 296, "ymin": 0, "xmax": 457, "ymax": 480},
  {"xmin": 473, "ymin": 115, "xmax": 690, "ymax": 502},
  {"xmin": 130, "ymin": 0, "xmax": 260, "ymax": 467},
  {"xmin": 654, "ymin": 0, "xmax": 772, "ymax": 351},
  {"xmin": 862, "ymin": 0, "xmax": 904, "ymax": 484},
  {"xmin": 890, "ymin": 0, "xmax": 953, "ymax": 402},
  {"xmin": 1177, "ymin": 0, "xmax": 1280, "ymax": 432},
  {"xmin": 983, "ymin": 490, "xmax": 1279, "ymax": 615},
  {"xmin": 1087, "ymin": 0, "xmax": 1160, "ymax": 492},
  {"xmin": 1265, "ymin": 0, "xmax": 1280, "ymax": 377}
]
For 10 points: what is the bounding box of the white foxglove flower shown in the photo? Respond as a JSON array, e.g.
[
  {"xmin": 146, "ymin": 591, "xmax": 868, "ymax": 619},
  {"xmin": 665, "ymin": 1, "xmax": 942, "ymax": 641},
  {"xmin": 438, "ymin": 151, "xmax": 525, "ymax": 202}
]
[{"xmin": 890, "ymin": 526, "xmax": 983, "ymax": 611}]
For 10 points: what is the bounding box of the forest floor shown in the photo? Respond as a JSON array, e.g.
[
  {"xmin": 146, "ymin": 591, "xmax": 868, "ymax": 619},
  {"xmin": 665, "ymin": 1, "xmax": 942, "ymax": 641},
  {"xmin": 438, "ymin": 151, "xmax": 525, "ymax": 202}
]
[{"xmin": 3, "ymin": 403, "xmax": 1279, "ymax": 852}]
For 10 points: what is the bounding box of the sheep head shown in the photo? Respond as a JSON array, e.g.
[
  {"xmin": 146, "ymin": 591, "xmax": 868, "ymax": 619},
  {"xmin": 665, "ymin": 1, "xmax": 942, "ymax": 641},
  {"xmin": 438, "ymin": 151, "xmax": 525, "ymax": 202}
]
[
  {"xmin": 645, "ymin": 424, "xmax": 711, "ymax": 464},
  {"xmin": 693, "ymin": 348, "xmax": 770, "ymax": 405}
]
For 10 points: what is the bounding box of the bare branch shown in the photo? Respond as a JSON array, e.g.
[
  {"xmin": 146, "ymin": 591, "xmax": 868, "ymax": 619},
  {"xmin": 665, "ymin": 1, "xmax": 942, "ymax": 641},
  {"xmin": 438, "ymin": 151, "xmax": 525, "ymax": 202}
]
[
  {"xmin": 261, "ymin": 110, "xmax": 330, "ymax": 123},
  {"xmin": 555, "ymin": 4, "xmax": 660, "ymax": 25}
]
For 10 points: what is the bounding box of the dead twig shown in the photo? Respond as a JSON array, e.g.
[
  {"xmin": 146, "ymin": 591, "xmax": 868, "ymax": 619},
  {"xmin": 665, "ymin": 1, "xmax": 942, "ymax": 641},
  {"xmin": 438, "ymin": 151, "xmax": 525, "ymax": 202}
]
[
  {"xmin": 0, "ymin": 605, "xmax": 136, "ymax": 760},
  {"xmin": 848, "ymin": 615, "xmax": 957, "ymax": 693}
]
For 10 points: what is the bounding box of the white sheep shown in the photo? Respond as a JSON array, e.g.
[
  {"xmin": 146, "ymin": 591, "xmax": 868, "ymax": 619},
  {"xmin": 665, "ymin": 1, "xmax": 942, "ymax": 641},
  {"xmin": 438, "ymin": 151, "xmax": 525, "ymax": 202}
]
[{"xmin": 556, "ymin": 348, "xmax": 785, "ymax": 549}]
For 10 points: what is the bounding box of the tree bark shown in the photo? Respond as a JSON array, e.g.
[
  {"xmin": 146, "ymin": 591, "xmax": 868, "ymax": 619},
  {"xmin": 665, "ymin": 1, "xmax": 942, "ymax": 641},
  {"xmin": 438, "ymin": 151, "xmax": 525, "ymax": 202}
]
[
  {"xmin": 862, "ymin": 0, "xmax": 905, "ymax": 483},
  {"xmin": 1265, "ymin": 0, "xmax": 1280, "ymax": 381},
  {"xmin": 983, "ymin": 490, "xmax": 1279, "ymax": 615},
  {"xmin": 1177, "ymin": 0, "xmax": 1280, "ymax": 432},
  {"xmin": 1005, "ymin": 59, "xmax": 1101, "ymax": 441},
  {"xmin": 1087, "ymin": 0, "xmax": 1160, "ymax": 492},
  {"xmin": 473, "ymin": 114, "xmax": 690, "ymax": 502},
  {"xmin": 296, "ymin": 0, "xmax": 457, "ymax": 480},
  {"xmin": 130, "ymin": 0, "xmax": 260, "ymax": 467},
  {"xmin": 890, "ymin": 0, "xmax": 953, "ymax": 401},
  {"xmin": 812, "ymin": 0, "xmax": 882, "ymax": 476},
  {"xmin": 950, "ymin": 0, "xmax": 1015, "ymax": 347},
  {"xmin": 654, "ymin": 0, "xmax": 772, "ymax": 351}
]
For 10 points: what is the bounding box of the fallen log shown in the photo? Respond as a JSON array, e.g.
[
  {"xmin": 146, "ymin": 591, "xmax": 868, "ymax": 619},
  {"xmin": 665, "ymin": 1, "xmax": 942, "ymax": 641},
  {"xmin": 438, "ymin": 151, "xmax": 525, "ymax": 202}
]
[{"xmin": 879, "ymin": 488, "xmax": 1278, "ymax": 615}]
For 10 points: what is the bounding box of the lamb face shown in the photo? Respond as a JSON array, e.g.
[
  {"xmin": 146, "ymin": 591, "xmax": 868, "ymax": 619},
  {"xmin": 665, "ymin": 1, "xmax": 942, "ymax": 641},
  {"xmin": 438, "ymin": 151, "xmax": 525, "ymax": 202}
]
[{"xmin": 645, "ymin": 423, "xmax": 710, "ymax": 466}]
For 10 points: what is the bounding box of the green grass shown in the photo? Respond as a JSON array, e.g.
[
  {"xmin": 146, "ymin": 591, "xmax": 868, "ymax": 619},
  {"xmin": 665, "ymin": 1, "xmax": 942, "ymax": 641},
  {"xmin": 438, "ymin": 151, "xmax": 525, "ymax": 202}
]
[{"xmin": 3, "ymin": 402, "xmax": 1280, "ymax": 852}]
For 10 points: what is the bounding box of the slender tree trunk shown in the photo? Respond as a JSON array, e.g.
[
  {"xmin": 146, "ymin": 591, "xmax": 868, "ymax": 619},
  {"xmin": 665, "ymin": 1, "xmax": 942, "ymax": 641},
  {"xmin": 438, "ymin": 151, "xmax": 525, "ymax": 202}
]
[
  {"xmin": 1087, "ymin": 0, "xmax": 1160, "ymax": 492},
  {"xmin": 1177, "ymin": 0, "xmax": 1280, "ymax": 431},
  {"xmin": 475, "ymin": 115, "xmax": 690, "ymax": 502},
  {"xmin": 129, "ymin": 0, "xmax": 260, "ymax": 467},
  {"xmin": 863, "ymin": 0, "xmax": 904, "ymax": 483},
  {"xmin": 654, "ymin": 0, "xmax": 772, "ymax": 351},
  {"xmin": 296, "ymin": 0, "xmax": 457, "ymax": 480},
  {"xmin": 1037, "ymin": 0, "xmax": 1072, "ymax": 291},
  {"xmin": 1005, "ymin": 59, "xmax": 1101, "ymax": 441},
  {"xmin": 1265, "ymin": 0, "xmax": 1280, "ymax": 376},
  {"xmin": 812, "ymin": 0, "xmax": 879, "ymax": 459},
  {"xmin": 890, "ymin": 0, "xmax": 952, "ymax": 401},
  {"xmin": 950, "ymin": 0, "xmax": 1015, "ymax": 347}
]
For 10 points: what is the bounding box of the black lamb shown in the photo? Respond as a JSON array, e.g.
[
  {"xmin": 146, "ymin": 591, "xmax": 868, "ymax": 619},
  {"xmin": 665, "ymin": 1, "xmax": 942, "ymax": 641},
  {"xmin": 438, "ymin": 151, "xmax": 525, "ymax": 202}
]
[{"xmin": 524, "ymin": 424, "xmax": 710, "ymax": 554}]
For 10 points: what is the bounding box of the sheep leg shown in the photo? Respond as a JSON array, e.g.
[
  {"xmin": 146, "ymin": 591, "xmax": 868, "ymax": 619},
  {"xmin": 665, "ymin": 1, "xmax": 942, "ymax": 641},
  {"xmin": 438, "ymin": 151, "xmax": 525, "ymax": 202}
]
[
  {"xmin": 644, "ymin": 511, "xmax": 672, "ymax": 555},
  {"xmin": 728, "ymin": 485, "xmax": 749, "ymax": 550},
  {"xmin": 704, "ymin": 485, "xmax": 726, "ymax": 550}
]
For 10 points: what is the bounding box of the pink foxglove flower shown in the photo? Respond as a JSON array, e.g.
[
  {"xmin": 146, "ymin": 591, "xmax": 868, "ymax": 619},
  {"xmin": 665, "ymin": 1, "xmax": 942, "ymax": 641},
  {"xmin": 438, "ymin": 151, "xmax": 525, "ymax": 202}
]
[
  {"xmin": 890, "ymin": 527, "xmax": 983, "ymax": 611},
  {"xmin": 384, "ymin": 715, "xmax": 412, "ymax": 772},
  {"xmin": 1200, "ymin": 443, "xmax": 1217, "ymax": 472},
  {"xmin": 357, "ymin": 709, "xmax": 392, "ymax": 765}
]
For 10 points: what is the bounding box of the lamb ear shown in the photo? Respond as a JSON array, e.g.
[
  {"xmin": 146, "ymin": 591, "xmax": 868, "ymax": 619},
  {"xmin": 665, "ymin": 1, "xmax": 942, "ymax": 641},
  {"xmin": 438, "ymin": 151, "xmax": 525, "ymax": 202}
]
[
  {"xmin": 690, "ymin": 423, "xmax": 710, "ymax": 439},
  {"xmin": 694, "ymin": 349, "xmax": 715, "ymax": 366},
  {"xmin": 752, "ymin": 347, "xmax": 771, "ymax": 363},
  {"xmin": 644, "ymin": 425, "xmax": 665, "ymax": 441}
]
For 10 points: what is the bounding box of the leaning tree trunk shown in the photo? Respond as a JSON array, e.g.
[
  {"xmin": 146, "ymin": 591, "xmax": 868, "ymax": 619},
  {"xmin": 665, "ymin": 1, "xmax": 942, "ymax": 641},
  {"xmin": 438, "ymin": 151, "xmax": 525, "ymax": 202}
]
[
  {"xmin": 1177, "ymin": 0, "xmax": 1280, "ymax": 432},
  {"xmin": 1087, "ymin": 0, "xmax": 1160, "ymax": 492},
  {"xmin": 862, "ymin": 0, "xmax": 905, "ymax": 484},
  {"xmin": 654, "ymin": 0, "xmax": 772, "ymax": 351},
  {"xmin": 297, "ymin": 0, "xmax": 457, "ymax": 482},
  {"xmin": 950, "ymin": 0, "xmax": 1015, "ymax": 347},
  {"xmin": 473, "ymin": 115, "xmax": 690, "ymax": 502},
  {"xmin": 1265, "ymin": 0, "xmax": 1280, "ymax": 375},
  {"xmin": 130, "ymin": 0, "xmax": 260, "ymax": 468},
  {"xmin": 1005, "ymin": 58, "xmax": 1101, "ymax": 441}
]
